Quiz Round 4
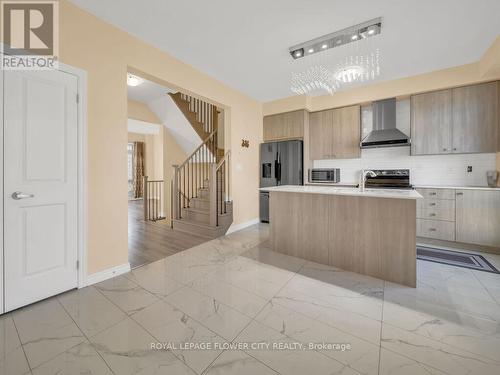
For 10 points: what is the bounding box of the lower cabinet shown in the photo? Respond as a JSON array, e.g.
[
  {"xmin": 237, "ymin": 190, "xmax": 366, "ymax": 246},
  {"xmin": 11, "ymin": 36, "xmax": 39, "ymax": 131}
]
[
  {"xmin": 456, "ymin": 189, "xmax": 500, "ymax": 247},
  {"xmin": 416, "ymin": 188, "xmax": 456, "ymax": 241},
  {"xmin": 417, "ymin": 188, "xmax": 500, "ymax": 248},
  {"xmin": 417, "ymin": 219, "xmax": 455, "ymax": 241}
]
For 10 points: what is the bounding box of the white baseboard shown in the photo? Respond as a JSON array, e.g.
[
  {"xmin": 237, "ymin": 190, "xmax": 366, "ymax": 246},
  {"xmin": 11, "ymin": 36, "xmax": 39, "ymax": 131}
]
[
  {"xmin": 84, "ymin": 262, "xmax": 131, "ymax": 287},
  {"xmin": 227, "ymin": 218, "xmax": 260, "ymax": 234}
]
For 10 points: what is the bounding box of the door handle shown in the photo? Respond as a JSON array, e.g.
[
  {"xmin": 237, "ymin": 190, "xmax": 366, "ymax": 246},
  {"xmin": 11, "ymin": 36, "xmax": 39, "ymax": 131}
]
[{"xmin": 12, "ymin": 191, "xmax": 34, "ymax": 200}]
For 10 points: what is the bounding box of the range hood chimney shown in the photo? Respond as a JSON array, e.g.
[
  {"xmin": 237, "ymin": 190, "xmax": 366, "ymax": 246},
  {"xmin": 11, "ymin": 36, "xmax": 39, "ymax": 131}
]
[{"xmin": 361, "ymin": 98, "xmax": 410, "ymax": 148}]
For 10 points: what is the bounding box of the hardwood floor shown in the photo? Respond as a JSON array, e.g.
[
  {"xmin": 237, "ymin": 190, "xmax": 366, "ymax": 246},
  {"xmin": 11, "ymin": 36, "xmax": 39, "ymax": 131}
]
[{"xmin": 128, "ymin": 200, "xmax": 210, "ymax": 269}]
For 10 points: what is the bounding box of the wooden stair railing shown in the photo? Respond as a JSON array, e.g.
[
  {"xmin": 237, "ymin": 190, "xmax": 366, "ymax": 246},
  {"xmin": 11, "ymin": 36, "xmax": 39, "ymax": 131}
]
[
  {"xmin": 168, "ymin": 92, "xmax": 218, "ymax": 139},
  {"xmin": 215, "ymin": 151, "xmax": 231, "ymax": 226},
  {"xmin": 143, "ymin": 176, "xmax": 165, "ymax": 221},
  {"xmin": 172, "ymin": 130, "xmax": 218, "ymax": 222},
  {"xmin": 169, "ymin": 92, "xmax": 223, "ymax": 162}
]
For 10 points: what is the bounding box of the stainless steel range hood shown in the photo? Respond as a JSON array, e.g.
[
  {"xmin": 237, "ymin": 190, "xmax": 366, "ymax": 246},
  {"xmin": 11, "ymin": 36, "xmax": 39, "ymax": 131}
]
[{"xmin": 361, "ymin": 98, "xmax": 410, "ymax": 148}]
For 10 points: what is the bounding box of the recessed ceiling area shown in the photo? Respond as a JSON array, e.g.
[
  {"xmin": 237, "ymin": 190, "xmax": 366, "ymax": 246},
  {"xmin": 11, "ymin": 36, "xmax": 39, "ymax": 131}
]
[
  {"xmin": 72, "ymin": 0, "xmax": 500, "ymax": 102},
  {"xmin": 127, "ymin": 75, "xmax": 174, "ymax": 103}
]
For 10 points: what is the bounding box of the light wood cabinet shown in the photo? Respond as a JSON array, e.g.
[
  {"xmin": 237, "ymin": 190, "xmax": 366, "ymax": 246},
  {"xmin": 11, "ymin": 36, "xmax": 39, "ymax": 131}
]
[
  {"xmin": 417, "ymin": 219, "xmax": 455, "ymax": 241},
  {"xmin": 416, "ymin": 188, "xmax": 455, "ymax": 200},
  {"xmin": 411, "ymin": 82, "xmax": 499, "ymax": 155},
  {"xmin": 417, "ymin": 199, "xmax": 455, "ymax": 221},
  {"xmin": 263, "ymin": 110, "xmax": 306, "ymax": 142},
  {"xmin": 270, "ymin": 191, "xmax": 416, "ymax": 287},
  {"xmin": 416, "ymin": 188, "xmax": 456, "ymax": 241},
  {"xmin": 452, "ymin": 82, "xmax": 498, "ymax": 154},
  {"xmin": 411, "ymin": 89, "xmax": 453, "ymax": 155},
  {"xmin": 455, "ymin": 189, "xmax": 500, "ymax": 247},
  {"xmin": 309, "ymin": 105, "xmax": 360, "ymax": 160}
]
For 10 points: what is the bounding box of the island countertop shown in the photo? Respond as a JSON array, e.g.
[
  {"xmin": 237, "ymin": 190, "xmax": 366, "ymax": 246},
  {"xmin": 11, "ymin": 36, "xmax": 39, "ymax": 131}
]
[{"xmin": 260, "ymin": 185, "xmax": 422, "ymax": 200}]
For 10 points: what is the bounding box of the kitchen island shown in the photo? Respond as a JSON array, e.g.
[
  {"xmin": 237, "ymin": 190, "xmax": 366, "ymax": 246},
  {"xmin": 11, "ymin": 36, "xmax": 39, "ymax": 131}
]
[{"xmin": 262, "ymin": 185, "xmax": 422, "ymax": 287}]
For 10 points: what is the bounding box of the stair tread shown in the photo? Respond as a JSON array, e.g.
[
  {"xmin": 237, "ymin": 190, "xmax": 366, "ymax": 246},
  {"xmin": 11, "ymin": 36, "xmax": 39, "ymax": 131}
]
[
  {"xmin": 191, "ymin": 197, "xmax": 209, "ymax": 202},
  {"xmin": 183, "ymin": 207, "xmax": 209, "ymax": 215}
]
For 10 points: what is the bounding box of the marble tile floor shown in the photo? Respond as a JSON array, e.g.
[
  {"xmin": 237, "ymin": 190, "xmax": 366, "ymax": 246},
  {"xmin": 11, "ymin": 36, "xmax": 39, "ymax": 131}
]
[{"xmin": 1, "ymin": 223, "xmax": 500, "ymax": 374}]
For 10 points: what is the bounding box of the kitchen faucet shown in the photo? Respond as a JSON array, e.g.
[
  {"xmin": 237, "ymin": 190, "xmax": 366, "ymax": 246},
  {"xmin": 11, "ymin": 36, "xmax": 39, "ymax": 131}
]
[{"xmin": 359, "ymin": 169, "xmax": 377, "ymax": 192}]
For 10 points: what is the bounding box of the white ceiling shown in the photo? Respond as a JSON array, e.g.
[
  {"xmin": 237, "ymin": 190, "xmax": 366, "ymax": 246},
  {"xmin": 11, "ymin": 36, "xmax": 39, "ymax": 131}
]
[
  {"xmin": 127, "ymin": 77, "xmax": 174, "ymax": 103},
  {"xmin": 73, "ymin": 0, "xmax": 500, "ymax": 102}
]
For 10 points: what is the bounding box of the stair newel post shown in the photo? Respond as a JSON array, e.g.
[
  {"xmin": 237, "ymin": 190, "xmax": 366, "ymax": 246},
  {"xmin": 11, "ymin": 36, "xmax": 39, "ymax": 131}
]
[
  {"xmin": 209, "ymin": 163, "xmax": 217, "ymax": 227},
  {"xmin": 143, "ymin": 175, "xmax": 148, "ymax": 220},
  {"xmin": 172, "ymin": 165, "xmax": 179, "ymax": 220}
]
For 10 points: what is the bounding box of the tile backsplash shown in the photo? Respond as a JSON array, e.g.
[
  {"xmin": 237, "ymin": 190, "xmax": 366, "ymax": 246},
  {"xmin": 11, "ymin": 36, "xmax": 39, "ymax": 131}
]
[{"xmin": 313, "ymin": 147, "xmax": 497, "ymax": 187}]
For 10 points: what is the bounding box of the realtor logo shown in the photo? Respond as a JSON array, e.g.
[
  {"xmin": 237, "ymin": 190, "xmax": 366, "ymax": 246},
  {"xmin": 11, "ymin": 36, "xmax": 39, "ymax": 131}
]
[{"xmin": 1, "ymin": 1, "xmax": 59, "ymax": 69}]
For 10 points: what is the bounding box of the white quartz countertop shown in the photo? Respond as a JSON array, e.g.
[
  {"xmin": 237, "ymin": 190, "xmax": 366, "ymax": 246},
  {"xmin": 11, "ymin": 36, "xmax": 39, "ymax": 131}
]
[
  {"xmin": 414, "ymin": 185, "xmax": 500, "ymax": 191},
  {"xmin": 260, "ymin": 185, "xmax": 422, "ymax": 200}
]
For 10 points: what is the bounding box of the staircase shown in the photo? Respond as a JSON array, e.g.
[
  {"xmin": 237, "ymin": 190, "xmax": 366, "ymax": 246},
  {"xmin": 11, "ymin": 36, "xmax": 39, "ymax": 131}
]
[
  {"xmin": 169, "ymin": 92, "xmax": 225, "ymax": 161},
  {"xmin": 170, "ymin": 93, "xmax": 232, "ymax": 239}
]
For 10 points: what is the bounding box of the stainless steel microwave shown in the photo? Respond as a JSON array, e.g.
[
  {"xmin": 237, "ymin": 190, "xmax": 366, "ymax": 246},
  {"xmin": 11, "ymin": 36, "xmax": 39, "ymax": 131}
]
[{"xmin": 308, "ymin": 168, "xmax": 340, "ymax": 183}]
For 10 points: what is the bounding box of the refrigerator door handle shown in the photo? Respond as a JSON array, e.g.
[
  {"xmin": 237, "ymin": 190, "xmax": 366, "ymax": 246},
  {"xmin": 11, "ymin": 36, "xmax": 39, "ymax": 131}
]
[
  {"xmin": 274, "ymin": 160, "xmax": 281, "ymax": 183},
  {"xmin": 275, "ymin": 151, "xmax": 281, "ymax": 184}
]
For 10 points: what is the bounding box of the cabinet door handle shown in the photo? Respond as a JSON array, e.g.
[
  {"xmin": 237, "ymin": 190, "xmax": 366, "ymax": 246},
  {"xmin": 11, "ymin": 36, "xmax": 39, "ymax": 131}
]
[
  {"xmin": 429, "ymin": 192, "xmax": 437, "ymax": 196},
  {"xmin": 456, "ymin": 192, "xmax": 463, "ymax": 196},
  {"xmin": 429, "ymin": 228, "xmax": 437, "ymax": 232},
  {"xmin": 453, "ymin": 148, "xmax": 457, "ymax": 151},
  {"xmin": 429, "ymin": 213, "xmax": 436, "ymax": 217},
  {"xmin": 442, "ymin": 148, "xmax": 447, "ymax": 151},
  {"xmin": 429, "ymin": 203, "xmax": 436, "ymax": 206}
]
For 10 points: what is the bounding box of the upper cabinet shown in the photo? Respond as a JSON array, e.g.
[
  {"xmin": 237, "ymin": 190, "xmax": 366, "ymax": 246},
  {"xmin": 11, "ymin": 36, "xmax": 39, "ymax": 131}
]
[
  {"xmin": 452, "ymin": 82, "xmax": 498, "ymax": 153},
  {"xmin": 263, "ymin": 110, "xmax": 306, "ymax": 142},
  {"xmin": 411, "ymin": 82, "xmax": 498, "ymax": 155},
  {"xmin": 309, "ymin": 105, "xmax": 360, "ymax": 159},
  {"xmin": 411, "ymin": 89, "xmax": 453, "ymax": 155}
]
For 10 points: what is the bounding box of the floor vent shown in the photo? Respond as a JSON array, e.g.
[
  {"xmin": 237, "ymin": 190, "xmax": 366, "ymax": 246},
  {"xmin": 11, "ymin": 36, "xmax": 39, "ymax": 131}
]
[{"xmin": 417, "ymin": 245, "xmax": 500, "ymax": 274}]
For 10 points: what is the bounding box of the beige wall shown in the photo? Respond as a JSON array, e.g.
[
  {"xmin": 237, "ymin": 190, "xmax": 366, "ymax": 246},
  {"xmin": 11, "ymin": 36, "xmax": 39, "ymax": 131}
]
[
  {"xmin": 57, "ymin": 1, "xmax": 262, "ymax": 274},
  {"xmin": 128, "ymin": 99, "xmax": 161, "ymax": 124},
  {"xmin": 127, "ymin": 100, "xmax": 164, "ymax": 180}
]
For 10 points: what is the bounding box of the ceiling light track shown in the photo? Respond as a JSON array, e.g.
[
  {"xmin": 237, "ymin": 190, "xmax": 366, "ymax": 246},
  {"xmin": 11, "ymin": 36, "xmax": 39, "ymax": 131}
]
[{"xmin": 289, "ymin": 17, "xmax": 382, "ymax": 59}]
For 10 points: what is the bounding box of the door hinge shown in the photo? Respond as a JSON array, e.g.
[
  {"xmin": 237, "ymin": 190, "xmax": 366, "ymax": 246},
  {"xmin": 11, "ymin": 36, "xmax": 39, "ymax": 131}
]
[
  {"xmin": 76, "ymin": 260, "xmax": 80, "ymax": 270},
  {"xmin": 76, "ymin": 94, "xmax": 79, "ymax": 103}
]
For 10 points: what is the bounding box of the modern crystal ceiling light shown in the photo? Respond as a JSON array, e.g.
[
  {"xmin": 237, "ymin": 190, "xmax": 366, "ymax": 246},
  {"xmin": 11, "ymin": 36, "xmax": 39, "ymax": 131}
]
[
  {"xmin": 335, "ymin": 66, "xmax": 364, "ymax": 83},
  {"xmin": 290, "ymin": 49, "xmax": 381, "ymax": 96},
  {"xmin": 334, "ymin": 49, "xmax": 381, "ymax": 85},
  {"xmin": 289, "ymin": 18, "xmax": 382, "ymax": 59},
  {"xmin": 291, "ymin": 66, "xmax": 337, "ymax": 95},
  {"xmin": 289, "ymin": 19, "xmax": 382, "ymax": 96},
  {"xmin": 127, "ymin": 73, "xmax": 144, "ymax": 87}
]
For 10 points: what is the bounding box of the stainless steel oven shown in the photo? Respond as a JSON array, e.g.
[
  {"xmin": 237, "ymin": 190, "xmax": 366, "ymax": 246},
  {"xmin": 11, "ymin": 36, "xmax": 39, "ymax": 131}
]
[
  {"xmin": 364, "ymin": 169, "xmax": 412, "ymax": 189},
  {"xmin": 308, "ymin": 168, "xmax": 340, "ymax": 183}
]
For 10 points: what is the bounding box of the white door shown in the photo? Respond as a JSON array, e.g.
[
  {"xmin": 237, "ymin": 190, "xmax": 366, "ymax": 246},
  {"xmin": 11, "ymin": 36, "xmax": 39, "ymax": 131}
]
[{"xmin": 4, "ymin": 69, "xmax": 79, "ymax": 312}]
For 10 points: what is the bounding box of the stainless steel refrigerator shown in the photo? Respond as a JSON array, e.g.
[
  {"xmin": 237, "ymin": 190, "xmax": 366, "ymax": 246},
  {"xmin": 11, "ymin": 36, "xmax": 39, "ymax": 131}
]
[{"xmin": 259, "ymin": 140, "xmax": 303, "ymax": 222}]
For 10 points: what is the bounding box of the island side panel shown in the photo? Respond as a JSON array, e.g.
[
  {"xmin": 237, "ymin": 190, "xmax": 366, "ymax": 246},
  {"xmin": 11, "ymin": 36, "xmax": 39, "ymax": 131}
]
[
  {"xmin": 269, "ymin": 191, "xmax": 416, "ymax": 287},
  {"xmin": 269, "ymin": 191, "xmax": 330, "ymax": 265},
  {"xmin": 330, "ymin": 195, "xmax": 416, "ymax": 287}
]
